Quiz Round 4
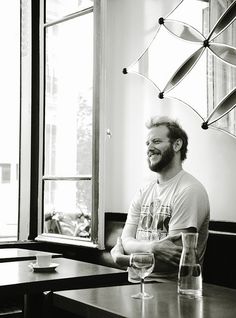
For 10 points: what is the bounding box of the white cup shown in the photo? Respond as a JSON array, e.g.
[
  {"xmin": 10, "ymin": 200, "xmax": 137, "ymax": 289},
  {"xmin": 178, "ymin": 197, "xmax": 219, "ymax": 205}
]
[{"xmin": 36, "ymin": 253, "xmax": 52, "ymax": 267}]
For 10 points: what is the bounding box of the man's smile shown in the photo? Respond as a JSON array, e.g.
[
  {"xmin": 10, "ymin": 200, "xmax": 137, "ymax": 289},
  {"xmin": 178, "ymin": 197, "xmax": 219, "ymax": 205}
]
[{"xmin": 148, "ymin": 151, "xmax": 161, "ymax": 159}]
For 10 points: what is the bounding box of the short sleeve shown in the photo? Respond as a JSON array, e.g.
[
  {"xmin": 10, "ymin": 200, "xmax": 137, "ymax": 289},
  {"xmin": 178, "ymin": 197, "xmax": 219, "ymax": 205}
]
[
  {"xmin": 169, "ymin": 183, "xmax": 209, "ymax": 231},
  {"xmin": 125, "ymin": 189, "xmax": 143, "ymax": 226}
]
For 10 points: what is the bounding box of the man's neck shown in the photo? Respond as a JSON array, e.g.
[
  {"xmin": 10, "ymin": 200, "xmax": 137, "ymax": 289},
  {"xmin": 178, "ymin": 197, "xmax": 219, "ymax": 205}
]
[{"xmin": 158, "ymin": 164, "xmax": 183, "ymax": 183}]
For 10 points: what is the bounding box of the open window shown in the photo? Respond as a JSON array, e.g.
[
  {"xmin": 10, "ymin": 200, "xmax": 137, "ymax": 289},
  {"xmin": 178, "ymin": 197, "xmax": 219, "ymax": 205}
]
[{"xmin": 36, "ymin": 0, "xmax": 104, "ymax": 247}]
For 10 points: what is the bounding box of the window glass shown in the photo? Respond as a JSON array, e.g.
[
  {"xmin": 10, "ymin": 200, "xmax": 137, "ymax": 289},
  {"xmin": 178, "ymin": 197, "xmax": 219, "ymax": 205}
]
[
  {"xmin": 46, "ymin": 0, "xmax": 93, "ymax": 22},
  {"xmin": 44, "ymin": 180, "xmax": 92, "ymax": 239},
  {"xmin": 0, "ymin": 164, "xmax": 11, "ymax": 184},
  {"xmin": 45, "ymin": 13, "xmax": 93, "ymax": 176},
  {"xmin": 0, "ymin": 0, "xmax": 20, "ymax": 241},
  {"xmin": 42, "ymin": 5, "xmax": 94, "ymax": 243}
]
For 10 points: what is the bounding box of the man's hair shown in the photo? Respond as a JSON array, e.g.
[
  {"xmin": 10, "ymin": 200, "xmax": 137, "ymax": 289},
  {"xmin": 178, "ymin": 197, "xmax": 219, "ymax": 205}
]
[{"xmin": 145, "ymin": 116, "xmax": 188, "ymax": 161}]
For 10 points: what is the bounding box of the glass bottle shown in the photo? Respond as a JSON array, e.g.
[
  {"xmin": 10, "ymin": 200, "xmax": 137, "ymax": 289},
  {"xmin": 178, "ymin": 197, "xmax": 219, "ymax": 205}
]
[{"xmin": 178, "ymin": 233, "xmax": 202, "ymax": 297}]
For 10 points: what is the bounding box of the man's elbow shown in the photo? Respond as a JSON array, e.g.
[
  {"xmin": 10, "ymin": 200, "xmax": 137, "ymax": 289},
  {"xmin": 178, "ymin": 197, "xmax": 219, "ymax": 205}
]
[
  {"xmin": 112, "ymin": 254, "xmax": 130, "ymax": 269},
  {"xmin": 121, "ymin": 236, "xmax": 135, "ymax": 253}
]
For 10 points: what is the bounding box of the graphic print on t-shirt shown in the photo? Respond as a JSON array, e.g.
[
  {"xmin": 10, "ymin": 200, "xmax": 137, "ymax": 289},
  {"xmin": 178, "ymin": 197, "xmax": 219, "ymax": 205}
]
[{"xmin": 136, "ymin": 199, "xmax": 171, "ymax": 241}]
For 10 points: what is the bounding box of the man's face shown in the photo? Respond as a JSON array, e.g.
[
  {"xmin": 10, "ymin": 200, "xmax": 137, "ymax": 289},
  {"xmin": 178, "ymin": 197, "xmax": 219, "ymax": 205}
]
[{"xmin": 146, "ymin": 125, "xmax": 175, "ymax": 173}]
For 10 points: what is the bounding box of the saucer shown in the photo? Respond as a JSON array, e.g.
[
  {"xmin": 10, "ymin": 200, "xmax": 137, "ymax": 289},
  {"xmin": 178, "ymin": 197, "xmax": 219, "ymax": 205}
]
[{"xmin": 29, "ymin": 262, "xmax": 59, "ymax": 272}]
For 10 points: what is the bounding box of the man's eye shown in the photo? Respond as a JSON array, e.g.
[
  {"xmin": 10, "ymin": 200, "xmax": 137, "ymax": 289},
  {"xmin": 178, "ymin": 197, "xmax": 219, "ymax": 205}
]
[{"xmin": 146, "ymin": 139, "xmax": 163, "ymax": 146}]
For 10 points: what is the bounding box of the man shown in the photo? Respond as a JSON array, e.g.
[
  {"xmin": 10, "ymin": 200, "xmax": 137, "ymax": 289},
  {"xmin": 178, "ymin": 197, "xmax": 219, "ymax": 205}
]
[{"xmin": 111, "ymin": 116, "xmax": 210, "ymax": 278}]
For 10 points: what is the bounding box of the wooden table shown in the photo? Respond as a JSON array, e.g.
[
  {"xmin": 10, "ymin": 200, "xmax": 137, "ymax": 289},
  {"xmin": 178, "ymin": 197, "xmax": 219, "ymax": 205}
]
[
  {"xmin": 0, "ymin": 257, "xmax": 127, "ymax": 318},
  {"xmin": 53, "ymin": 281, "xmax": 236, "ymax": 318},
  {"xmin": 0, "ymin": 248, "xmax": 62, "ymax": 262}
]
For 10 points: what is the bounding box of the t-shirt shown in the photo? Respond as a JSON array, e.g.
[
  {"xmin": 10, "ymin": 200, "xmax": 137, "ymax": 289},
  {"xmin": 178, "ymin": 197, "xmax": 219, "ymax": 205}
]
[{"xmin": 125, "ymin": 170, "xmax": 210, "ymax": 266}]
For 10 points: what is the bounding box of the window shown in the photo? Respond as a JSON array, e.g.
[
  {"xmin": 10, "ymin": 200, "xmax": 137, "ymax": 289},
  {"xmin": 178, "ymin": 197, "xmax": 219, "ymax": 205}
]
[
  {"xmin": 0, "ymin": 164, "xmax": 11, "ymax": 184},
  {"xmin": 36, "ymin": 0, "xmax": 103, "ymax": 246},
  {"xmin": 0, "ymin": 0, "xmax": 20, "ymax": 241}
]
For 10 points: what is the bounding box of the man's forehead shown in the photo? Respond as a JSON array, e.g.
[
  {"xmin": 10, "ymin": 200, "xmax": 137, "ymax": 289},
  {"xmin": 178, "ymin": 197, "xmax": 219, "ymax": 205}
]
[{"xmin": 146, "ymin": 125, "xmax": 169, "ymax": 139}]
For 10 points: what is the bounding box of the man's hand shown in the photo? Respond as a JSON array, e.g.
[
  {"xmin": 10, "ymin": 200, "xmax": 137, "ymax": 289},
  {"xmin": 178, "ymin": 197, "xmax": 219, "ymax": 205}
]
[
  {"xmin": 110, "ymin": 237, "xmax": 130, "ymax": 269},
  {"xmin": 150, "ymin": 234, "xmax": 182, "ymax": 268},
  {"xmin": 110, "ymin": 237, "xmax": 125, "ymax": 262}
]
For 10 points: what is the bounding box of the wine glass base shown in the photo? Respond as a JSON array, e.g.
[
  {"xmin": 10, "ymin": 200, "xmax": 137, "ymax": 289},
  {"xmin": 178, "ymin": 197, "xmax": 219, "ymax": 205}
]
[{"xmin": 131, "ymin": 292, "xmax": 153, "ymax": 299}]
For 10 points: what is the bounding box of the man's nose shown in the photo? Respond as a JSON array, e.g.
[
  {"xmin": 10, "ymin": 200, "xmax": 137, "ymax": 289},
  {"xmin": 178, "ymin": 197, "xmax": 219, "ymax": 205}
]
[
  {"xmin": 147, "ymin": 142, "xmax": 155, "ymax": 150},
  {"xmin": 147, "ymin": 144, "xmax": 155, "ymax": 155}
]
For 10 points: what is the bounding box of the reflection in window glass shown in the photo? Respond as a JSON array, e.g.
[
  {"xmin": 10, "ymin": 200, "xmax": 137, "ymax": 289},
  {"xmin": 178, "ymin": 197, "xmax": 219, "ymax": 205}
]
[
  {"xmin": 0, "ymin": 164, "xmax": 11, "ymax": 184},
  {"xmin": 45, "ymin": 13, "xmax": 93, "ymax": 176},
  {"xmin": 46, "ymin": 0, "xmax": 93, "ymax": 22},
  {"xmin": 44, "ymin": 180, "xmax": 92, "ymax": 239},
  {"xmin": 208, "ymin": 0, "xmax": 236, "ymax": 135},
  {"xmin": 0, "ymin": 0, "xmax": 20, "ymax": 241},
  {"xmin": 43, "ymin": 7, "xmax": 94, "ymax": 242}
]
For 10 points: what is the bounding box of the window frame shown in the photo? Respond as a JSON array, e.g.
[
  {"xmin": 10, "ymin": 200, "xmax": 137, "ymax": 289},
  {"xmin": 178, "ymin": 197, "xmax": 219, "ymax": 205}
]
[
  {"xmin": 34, "ymin": 0, "xmax": 106, "ymax": 248},
  {"xmin": 19, "ymin": 0, "xmax": 34, "ymax": 241}
]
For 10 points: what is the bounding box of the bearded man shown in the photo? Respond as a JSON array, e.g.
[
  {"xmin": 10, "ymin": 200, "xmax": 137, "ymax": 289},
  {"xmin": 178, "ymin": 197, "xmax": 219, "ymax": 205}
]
[{"xmin": 111, "ymin": 116, "xmax": 210, "ymax": 279}]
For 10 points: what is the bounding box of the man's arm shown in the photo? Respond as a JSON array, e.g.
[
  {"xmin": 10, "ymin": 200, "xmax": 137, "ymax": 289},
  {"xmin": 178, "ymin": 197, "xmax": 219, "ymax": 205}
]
[
  {"xmin": 120, "ymin": 223, "xmax": 183, "ymax": 271},
  {"xmin": 110, "ymin": 237, "xmax": 130, "ymax": 269},
  {"xmin": 121, "ymin": 223, "xmax": 197, "ymax": 272}
]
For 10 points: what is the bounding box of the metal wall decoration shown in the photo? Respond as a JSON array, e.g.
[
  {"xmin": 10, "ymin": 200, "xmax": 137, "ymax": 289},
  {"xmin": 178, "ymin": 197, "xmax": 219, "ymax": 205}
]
[{"xmin": 122, "ymin": 0, "xmax": 236, "ymax": 136}]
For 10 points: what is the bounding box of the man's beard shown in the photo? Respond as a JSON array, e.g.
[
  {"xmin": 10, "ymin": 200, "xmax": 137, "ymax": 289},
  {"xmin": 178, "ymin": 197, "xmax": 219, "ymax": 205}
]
[{"xmin": 148, "ymin": 144, "xmax": 175, "ymax": 173}]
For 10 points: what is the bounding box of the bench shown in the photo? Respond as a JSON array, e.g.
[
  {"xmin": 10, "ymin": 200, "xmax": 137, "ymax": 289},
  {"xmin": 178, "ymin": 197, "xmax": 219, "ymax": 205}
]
[{"xmin": 203, "ymin": 221, "xmax": 236, "ymax": 289}]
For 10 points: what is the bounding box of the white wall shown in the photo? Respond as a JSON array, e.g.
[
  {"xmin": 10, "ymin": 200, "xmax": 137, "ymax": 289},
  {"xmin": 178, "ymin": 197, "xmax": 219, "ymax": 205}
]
[{"xmin": 103, "ymin": 0, "xmax": 236, "ymax": 222}]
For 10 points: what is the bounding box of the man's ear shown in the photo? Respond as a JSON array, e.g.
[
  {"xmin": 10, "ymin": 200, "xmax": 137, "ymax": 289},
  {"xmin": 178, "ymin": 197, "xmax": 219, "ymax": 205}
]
[{"xmin": 173, "ymin": 138, "xmax": 183, "ymax": 152}]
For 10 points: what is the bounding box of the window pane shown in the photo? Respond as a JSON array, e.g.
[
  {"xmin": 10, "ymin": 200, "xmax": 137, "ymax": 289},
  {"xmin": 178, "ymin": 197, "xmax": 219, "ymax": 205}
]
[
  {"xmin": 44, "ymin": 13, "xmax": 93, "ymax": 176},
  {"xmin": 46, "ymin": 0, "xmax": 93, "ymax": 22},
  {"xmin": 44, "ymin": 180, "xmax": 92, "ymax": 239},
  {"xmin": 0, "ymin": 164, "xmax": 11, "ymax": 184},
  {"xmin": 0, "ymin": 0, "xmax": 20, "ymax": 241}
]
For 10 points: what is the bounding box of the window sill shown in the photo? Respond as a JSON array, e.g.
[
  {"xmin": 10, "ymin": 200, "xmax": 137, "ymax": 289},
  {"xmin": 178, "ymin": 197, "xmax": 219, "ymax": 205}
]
[
  {"xmin": 0, "ymin": 240, "xmax": 39, "ymax": 248},
  {"xmin": 35, "ymin": 233, "xmax": 99, "ymax": 249}
]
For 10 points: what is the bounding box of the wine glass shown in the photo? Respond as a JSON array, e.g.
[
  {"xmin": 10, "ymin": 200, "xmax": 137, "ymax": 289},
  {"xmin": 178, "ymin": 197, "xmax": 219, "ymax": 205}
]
[{"xmin": 130, "ymin": 252, "xmax": 155, "ymax": 299}]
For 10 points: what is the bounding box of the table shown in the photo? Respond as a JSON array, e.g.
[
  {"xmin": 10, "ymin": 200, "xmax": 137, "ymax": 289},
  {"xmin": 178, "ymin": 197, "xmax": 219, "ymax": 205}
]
[
  {"xmin": 0, "ymin": 258, "xmax": 127, "ymax": 318},
  {"xmin": 0, "ymin": 248, "xmax": 62, "ymax": 262},
  {"xmin": 53, "ymin": 282, "xmax": 236, "ymax": 318}
]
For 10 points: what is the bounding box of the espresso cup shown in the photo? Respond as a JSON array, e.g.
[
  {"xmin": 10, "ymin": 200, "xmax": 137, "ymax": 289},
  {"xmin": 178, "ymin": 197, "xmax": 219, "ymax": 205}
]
[{"xmin": 36, "ymin": 253, "xmax": 52, "ymax": 267}]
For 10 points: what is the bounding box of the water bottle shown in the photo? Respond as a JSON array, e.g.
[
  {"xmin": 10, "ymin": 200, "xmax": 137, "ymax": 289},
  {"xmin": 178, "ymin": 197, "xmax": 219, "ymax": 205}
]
[{"xmin": 178, "ymin": 233, "xmax": 202, "ymax": 297}]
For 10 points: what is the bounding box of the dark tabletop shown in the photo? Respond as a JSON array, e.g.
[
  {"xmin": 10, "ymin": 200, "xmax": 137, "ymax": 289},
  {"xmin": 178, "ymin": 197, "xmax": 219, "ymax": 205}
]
[
  {"xmin": 53, "ymin": 281, "xmax": 236, "ymax": 318},
  {"xmin": 0, "ymin": 248, "xmax": 62, "ymax": 262},
  {"xmin": 0, "ymin": 257, "xmax": 127, "ymax": 295}
]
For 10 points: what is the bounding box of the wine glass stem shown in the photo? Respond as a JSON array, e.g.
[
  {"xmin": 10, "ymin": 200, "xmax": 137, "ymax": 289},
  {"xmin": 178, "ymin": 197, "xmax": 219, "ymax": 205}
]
[{"xmin": 141, "ymin": 278, "xmax": 144, "ymax": 295}]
